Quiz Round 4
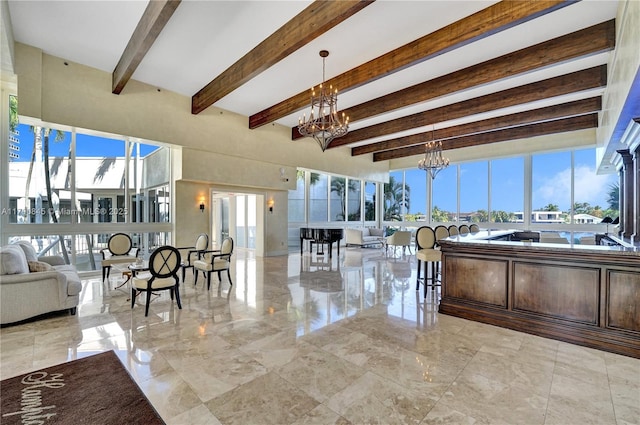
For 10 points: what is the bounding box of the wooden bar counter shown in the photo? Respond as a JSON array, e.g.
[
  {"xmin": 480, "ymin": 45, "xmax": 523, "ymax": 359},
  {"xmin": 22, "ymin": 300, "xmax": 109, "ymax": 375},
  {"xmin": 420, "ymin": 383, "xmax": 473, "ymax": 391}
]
[{"xmin": 438, "ymin": 233, "xmax": 640, "ymax": 358}]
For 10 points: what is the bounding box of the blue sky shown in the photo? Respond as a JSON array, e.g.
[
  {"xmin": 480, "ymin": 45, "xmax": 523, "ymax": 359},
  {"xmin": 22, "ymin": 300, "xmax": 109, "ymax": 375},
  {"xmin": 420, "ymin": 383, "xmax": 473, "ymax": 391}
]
[{"xmin": 11, "ymin": 123, "xmax": 158, "ymax": 158}]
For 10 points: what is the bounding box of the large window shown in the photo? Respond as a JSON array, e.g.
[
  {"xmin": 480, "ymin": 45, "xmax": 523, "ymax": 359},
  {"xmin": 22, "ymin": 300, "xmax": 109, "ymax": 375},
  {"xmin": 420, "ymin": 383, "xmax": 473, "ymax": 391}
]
[
  {"xmin": 347, "ymin": 179, "xmax": 361, "ymax": 221},
  {"xmin": 384, "ymin": 171, "xmax": 406, "ymax": 221},
  {"xmin": 3, "ymin": 112, "xmax": 173, "ymax": 271},
  {"xmin": 532, "ymin": 151, "xmax": 571, "ymax": 224},
  {"xmin": 460, "ymin": 162, "xmax": 488, "ymax": 223},
  {"xmin": 431, "ymin": 166, "xmax": 456, "ymax": 223},
  {"xmin": 309, "ymin": 172, "xmax": 328, "ymax": 222},
  {"xmin": 404, "ymin": 169, "xmax": 426, "ymax": 221},
  {"xmin": 490, "ymin": 157, "xmax": 523, "ymax": 223},
  {"xmin": 573, "ymin": 148, "xmax": 618, "ymax": 224},
  {"xmin": 330, "ymin": 176, "xmax": 346, "ymax": 221},
  {"xmin": 364, "ymin": 181, "xmax": 376, "ymax": 221}
]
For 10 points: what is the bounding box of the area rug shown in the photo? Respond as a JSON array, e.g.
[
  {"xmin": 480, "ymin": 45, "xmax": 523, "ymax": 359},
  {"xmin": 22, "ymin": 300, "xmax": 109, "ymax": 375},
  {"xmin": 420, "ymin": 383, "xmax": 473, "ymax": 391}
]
[{"xmin": 1, "ymin": 350, "xmax": 164, "ymax": 424}]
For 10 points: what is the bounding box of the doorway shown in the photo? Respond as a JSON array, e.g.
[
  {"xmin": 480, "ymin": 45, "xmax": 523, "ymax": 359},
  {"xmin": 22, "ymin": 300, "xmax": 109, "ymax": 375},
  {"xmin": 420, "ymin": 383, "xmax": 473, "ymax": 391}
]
[{"xmin": 210, "ymin": 191, "xmax": 264, "ymax": 256}]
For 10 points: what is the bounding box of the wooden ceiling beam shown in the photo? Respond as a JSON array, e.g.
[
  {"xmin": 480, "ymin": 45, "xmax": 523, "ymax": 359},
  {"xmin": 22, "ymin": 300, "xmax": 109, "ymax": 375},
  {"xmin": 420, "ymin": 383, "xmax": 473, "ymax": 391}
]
[
  {"xmin": 351, "ymin": 66, "xmax": 606, "ymax": 155},
  {"xmin": 250, "ymin": 0, "xmax": 574, "ymax": 129},
  {"xmin": 304, "ymin": 19, "xmax": 615, "ymax": 146},
  {"xmin": 355, "ymin": 97, "xmax": 601, "ymax": 156},
  {"xmin": 373, "ymin": 114, "xmax": 598, "ymax": 162},
  {"xmin": 112, "ymin": 0, "xmax": 181, "ymax": 94},
  {"xmin": 191, "ymin": 0, "xmax": 373, "ymax": 115}
]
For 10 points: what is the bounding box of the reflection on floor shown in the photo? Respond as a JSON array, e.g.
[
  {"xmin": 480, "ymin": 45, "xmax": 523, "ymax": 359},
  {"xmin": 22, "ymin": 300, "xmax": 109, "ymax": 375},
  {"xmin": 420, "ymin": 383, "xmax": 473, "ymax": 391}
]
[{"xmin": 1, "ymin": 248, "xmax": 638, "ymax": 424}]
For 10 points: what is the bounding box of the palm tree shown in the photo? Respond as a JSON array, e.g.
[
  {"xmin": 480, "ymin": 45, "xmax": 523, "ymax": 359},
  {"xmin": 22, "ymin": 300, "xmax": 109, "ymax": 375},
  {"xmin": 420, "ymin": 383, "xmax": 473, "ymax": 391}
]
[
  {"xmin": 607, "ymin": 183, "xmax": 619, "ymax": 211},
  {"xmin": 9, "ymin": 95, "xmax": 18, "ymax": 133},
  {"xmin": 384, "ymin": 176, "xmax": 410, "ymax": 221}
]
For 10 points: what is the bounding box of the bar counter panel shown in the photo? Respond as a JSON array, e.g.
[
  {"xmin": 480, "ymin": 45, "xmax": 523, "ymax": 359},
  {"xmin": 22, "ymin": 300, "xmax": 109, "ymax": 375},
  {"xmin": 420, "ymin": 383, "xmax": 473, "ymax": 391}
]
[
  {"xmin": 438, "ymin": 235, "xmax": 640, "ymax": 358},
  {"xmin": 512, "ymin": 262, "xmax": 599, "ymax": 325},
  {"xmin": 444, "ymin": 257, "xmax": 507, "ymax": 307}
]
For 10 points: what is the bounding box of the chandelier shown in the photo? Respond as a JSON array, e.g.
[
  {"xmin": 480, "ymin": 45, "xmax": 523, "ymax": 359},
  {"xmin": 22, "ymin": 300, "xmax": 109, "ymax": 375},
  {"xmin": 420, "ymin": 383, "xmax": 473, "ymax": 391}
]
[
  {"xmin": 298, "ymin": 50, "xmax": 349, "ymax": 152},
  {"xmin": 418, "ymin": 140, "xmax": 450, "ymax": 179}
]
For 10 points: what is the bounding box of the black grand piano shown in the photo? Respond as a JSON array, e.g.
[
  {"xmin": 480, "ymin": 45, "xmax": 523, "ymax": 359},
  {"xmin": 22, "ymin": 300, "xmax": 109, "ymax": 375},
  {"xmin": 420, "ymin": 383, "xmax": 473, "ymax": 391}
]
[{"xmin": 300, "ymin": 228, "xmax": 344, "ymax": 258}]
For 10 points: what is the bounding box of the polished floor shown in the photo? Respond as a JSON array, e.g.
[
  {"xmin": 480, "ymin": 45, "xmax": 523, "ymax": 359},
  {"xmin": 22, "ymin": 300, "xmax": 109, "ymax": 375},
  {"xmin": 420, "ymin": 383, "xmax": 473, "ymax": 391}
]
[{"xmin": 1, "ymin": 248, "xmax": 638, "ymax": 424}]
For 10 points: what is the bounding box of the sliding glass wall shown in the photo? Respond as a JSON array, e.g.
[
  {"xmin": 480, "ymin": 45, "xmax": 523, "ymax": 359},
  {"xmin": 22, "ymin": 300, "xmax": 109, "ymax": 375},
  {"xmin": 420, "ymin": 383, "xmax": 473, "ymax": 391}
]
[
  {"xmin": 2, "ymin": 101, "xmax": 172, "ymax": 273},
  {"xmin": 384, "ymin": 148, "xmax": 618, "ymax": 236},
  {"xmin": 288, "ymin": 169, "xmax": 380, "ymax": 248}
]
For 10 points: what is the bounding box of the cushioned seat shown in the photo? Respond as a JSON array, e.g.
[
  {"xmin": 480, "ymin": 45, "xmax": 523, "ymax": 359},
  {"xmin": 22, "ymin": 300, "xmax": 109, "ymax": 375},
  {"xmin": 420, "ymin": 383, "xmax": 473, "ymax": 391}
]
[{"xmin": 101, "ymin": 233, "xmax": 139, "ymax": 282}]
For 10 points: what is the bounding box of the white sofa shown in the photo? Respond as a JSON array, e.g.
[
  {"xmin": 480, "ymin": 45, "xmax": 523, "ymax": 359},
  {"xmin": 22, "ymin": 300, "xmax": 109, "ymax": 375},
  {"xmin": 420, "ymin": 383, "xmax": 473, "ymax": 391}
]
[
  {"xmin": 0, "ymin": 241, "xmax": 82, "ymax": 325},
  {"xmin": 345, "ymin": 228, "xmax": 385, "ymax": 247}
]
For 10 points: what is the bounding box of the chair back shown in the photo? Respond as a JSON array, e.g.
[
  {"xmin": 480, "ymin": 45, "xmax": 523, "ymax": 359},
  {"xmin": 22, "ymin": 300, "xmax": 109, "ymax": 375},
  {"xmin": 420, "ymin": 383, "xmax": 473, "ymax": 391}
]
[
  {"xmin": 459, "ymin": 224, "xmax": 470, "ymax": 235},
  {"xmin": 149, "ymin": 246, "xmax": 181, "ymax": 279},
  {"xmin": 434, "ymin": 225, "xmax": 450, "ymax": 242},
  {"xmin": 220, "ymin": 237, "xmax": 234, "ymax": 256},
  {"xmin": 469, "ymin": 224, "xmax": 480, "ymax": 233},
  {"xmin": 194, "ymin": 233, "xmax": 209, "ymax": 251},
  {"xmin": 390, "ymin": 231, "xmax": 412, "ymax": 246},
  {"xmin": 447, "ymin": 225, "xmax": 459, "ymax": 236},
  {"xmin": 108, "ymin": 233, "xmax": 133, "ymax": 255},
  {"xmin": 416, "ymin": 226, "xmax": 436, "ymax": 250}
]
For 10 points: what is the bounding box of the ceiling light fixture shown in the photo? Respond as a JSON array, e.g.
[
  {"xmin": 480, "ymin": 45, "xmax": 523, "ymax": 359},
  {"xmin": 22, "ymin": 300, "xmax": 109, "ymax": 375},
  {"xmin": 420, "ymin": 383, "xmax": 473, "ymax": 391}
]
[
  {"xmin": 298, "ymin": 50, "xmax": 349, "ymax": 152},
  {"xmin": 418, "ymin": 128, "xmax": 450, "ymax": 179}
]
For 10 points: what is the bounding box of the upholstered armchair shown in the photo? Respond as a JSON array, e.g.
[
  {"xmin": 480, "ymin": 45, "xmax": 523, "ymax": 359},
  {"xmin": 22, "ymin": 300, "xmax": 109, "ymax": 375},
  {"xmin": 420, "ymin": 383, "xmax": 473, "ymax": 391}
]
[
  {"xmin": 193, "ymin": 237, "xmax": 234, "ymax": 290},
  {"xmin": 386, "ymin": 230, "xmax": 412, "ymax": 255},
  {"xmin": 177, "ymin": 233, "xmax": 209, "ymax": 282},
  {"xmin": 100, "ymin": 233, "xmax": 139, "ymax": 282}
]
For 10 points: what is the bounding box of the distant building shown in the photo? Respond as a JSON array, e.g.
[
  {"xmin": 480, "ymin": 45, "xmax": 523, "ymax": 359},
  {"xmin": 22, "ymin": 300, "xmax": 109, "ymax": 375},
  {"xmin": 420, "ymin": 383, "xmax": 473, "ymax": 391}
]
[
  {"xmin": 8, "ymin": 128, "xmax": 19, "ymax": 160},
  {"xmin": 513, "ymin": 211, "xmax": 565, "ymax": 224},
  {"xmin": 574, "ymin": 213, "xmax": 602, "ymax": 224}
]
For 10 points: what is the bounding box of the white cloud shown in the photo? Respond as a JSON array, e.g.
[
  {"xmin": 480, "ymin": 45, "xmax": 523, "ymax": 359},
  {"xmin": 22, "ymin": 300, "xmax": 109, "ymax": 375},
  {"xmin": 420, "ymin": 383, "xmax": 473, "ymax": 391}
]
[{"xmin": 533, "ymin": 165, "xmax": 617, "ymax": 210}]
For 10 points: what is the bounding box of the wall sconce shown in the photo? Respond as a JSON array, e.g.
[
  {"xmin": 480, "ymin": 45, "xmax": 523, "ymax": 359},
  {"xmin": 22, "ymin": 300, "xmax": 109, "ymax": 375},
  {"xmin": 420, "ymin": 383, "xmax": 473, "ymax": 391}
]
[
  {"xmin": 267, "ymin": 198, "xmax": 275, "ymax": 213},
  {"xmin": 199, "ymin": 196, "xmax": 205, "ymax": 213}
]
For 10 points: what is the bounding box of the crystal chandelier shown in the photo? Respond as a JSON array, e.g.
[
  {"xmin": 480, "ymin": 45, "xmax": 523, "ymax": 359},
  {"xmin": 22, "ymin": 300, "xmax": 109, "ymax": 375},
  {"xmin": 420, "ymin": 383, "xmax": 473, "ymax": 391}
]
[
  {"xmin": 418, "ymin": 140, "xmax": 450, "ymax": 179},
  {"xmin": 298, "ymin": 50, "xmax": 349, "ymax": 152}
]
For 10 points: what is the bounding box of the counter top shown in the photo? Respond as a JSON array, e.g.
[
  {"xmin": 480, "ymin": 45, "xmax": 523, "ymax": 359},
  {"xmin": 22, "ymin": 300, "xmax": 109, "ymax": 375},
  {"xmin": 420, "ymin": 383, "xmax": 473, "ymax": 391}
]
[{"xmin": 440, "ymin": 230, "xmax": 640, "ymax": 258}]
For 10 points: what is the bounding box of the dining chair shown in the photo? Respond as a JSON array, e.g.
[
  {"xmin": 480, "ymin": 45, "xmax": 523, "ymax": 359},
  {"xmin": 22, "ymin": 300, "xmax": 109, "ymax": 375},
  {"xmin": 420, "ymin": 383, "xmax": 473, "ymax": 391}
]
[
  {"xmin": 469, "ymin": 223, "xmax": 480, "ymax": 233},
  {"xmin": 177, "ymin": 233, "xmax": 209, "ymax": 282},
  {"xmin": 131, "ymin": 245, "xmax": 182, "ymax": 317},
  {"xmin": 447, "ymin": 225, "xmax": 459, "ymax": 236},
  {"xmin": 100, "ymin": 233, "xmax": 139, "ymax": 282},
  {"xmin": 193, "ymin": 237, "xmax": 234, "ymax": 290},
  {"xmin": 458, "ymin": 224, "xmax": 470, "ymax": 235},
  {"xmin": 415, "ymin": 226, "xmax": 442, "ymax": 298}
]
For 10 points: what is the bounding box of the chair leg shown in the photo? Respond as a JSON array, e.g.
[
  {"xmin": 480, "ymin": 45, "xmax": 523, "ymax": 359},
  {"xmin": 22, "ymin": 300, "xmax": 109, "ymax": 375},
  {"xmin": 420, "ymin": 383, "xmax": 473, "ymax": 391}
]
[
  {"xmin": 131, "ymin": 288, "xmax": 137, "ymax": 309},
  {"xmin": 227, "ymin": 269, "xmax": 233, "ymax": 286},
  {"xmin": 194, "ymin": 269, "xmax": 198, "ymax": 286},
  {"xmin": 182, "ymin": 267, "xmax": 186, "ymax": 282},
  {"xmin": 174, "ymin": 284, "xmax": 182, "ymax": 309},
  {"xmin": 102, "ymin": 266, "xmax": 107, "ymax": 282},
  {"xmin": 416, "ymin": 260, "xmax": 422, "ymax": 290},
  {"xmin": 206, "ymin": 272, "xmax": 211, "ymax": 290},
  {"xmin": 145, "ymin": 290, "xmax": 152, "ymax": 316},
  {"xmin": 217, "ymin": 271, "xmax": 222, "ymax": 283}
]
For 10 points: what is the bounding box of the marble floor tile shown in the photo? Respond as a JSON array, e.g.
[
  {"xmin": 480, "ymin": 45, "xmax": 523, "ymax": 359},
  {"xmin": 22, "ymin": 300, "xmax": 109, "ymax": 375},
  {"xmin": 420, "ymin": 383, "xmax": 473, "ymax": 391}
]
[{"xmin": 1, "ymin": 249, "xmax": 637, "ymax": 425}]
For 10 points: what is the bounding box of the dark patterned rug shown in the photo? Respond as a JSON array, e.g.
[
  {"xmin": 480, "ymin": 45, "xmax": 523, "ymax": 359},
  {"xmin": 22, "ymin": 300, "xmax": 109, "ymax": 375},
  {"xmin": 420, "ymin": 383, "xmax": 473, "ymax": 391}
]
[{"xmin": 1, "ymin": 350, "xmax": 164, "ymax": 424}]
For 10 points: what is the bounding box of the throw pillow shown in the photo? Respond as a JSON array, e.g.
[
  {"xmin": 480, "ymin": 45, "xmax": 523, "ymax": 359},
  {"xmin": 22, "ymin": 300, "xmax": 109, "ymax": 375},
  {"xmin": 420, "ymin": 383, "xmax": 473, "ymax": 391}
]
[
  {"xmin": 28, "ymin": 261, "xmax": 54, "ymax": 272},
  {"xmin": 369, "ymin": 228, "xmax": 385, "ymax": 237},
  {"xmin": 14, "ymin": 240, "xmax": 39, "ymax": 262},
  {"xmin": 0, "ymin": 245, "xmax": 30, "ymax": 275}
]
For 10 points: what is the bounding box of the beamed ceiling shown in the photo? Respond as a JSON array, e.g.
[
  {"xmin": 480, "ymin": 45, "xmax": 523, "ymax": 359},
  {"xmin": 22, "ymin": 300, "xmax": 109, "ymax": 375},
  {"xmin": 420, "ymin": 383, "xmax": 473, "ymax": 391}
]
[{"xmin": 8, "ymin": 0, "xmax": 634, "ymax": 169}]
